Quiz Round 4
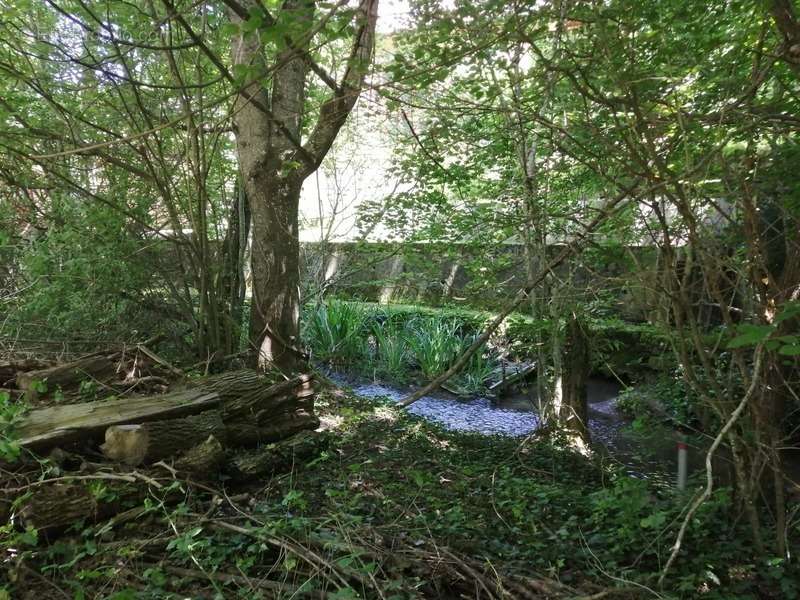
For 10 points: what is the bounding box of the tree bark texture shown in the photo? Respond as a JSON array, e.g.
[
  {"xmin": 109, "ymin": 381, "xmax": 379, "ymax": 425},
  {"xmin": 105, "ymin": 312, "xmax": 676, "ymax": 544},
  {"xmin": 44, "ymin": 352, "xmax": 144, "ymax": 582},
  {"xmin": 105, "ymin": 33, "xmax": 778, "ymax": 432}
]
[
  {"xmin": 100, "ymin": 411, "xmax": 226, "ymax": 466},
  {"xmin": 174, "ymin": 434, "xmax": 226, "ymax": 475},
  {"xmin": 560, "ymin": 316, "xmax": 590, "ymax": 445}
]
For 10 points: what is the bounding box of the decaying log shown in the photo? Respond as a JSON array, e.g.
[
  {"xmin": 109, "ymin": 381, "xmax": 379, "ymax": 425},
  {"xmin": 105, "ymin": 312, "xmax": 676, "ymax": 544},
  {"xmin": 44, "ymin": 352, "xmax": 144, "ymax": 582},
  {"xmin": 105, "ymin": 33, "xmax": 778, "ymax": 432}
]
[
  {"xmin": 0, "ymin": 359, "xmax": 51, "ymax": 386},
  {"xmin": 17, "ymin": 388, "xmax": 220, "ymax": 451},
  {"xmin": 17, "ymin": 371, "xmax": 318, "ymax": 453},
  {"xmin": 15, "ymin": 432, "xmax": 319, "ymax": 532},
  {"xmin": 16, "ymin": 481, "xmax": 136, "ymax": 533},
  {"xmin": 207, "ymin": 371, "xmax": 315, "ymax": 421},
  {"xmin": 173, "ymin": 435, "xmax": 226, "ymax": 475},
  {"xmin": 11, "ymin": 369, "xmax": 321, "ymax": 538},
  {"xmin": 227, "ymin": 431, "xmax": 322, "ymax": 481},
  {"xmin": 16, "ymin": 354, "xmax": 118, "ymax": 399},
  {"xmin": 101, "ymin": 411, "xmax": 225, "ymax": 465}
]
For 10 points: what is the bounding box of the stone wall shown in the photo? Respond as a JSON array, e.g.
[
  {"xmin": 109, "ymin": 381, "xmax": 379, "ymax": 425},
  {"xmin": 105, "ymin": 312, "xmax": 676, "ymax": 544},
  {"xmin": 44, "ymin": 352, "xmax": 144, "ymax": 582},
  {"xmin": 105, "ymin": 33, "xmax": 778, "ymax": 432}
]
[{"xmin": 301, "ymin": 241, "xmax": 659, "ymax": 318}]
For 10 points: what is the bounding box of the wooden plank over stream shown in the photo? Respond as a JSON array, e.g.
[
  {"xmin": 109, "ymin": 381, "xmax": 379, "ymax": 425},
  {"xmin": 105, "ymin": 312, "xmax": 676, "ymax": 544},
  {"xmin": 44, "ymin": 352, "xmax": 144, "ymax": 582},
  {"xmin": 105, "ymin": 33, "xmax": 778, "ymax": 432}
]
[
  {"xmin": 17, "ymin": 389, "xmax": 221, "ymax": 450},
  {"xmin": 486, "ymin": 361, "xmax": 537, "ymax": 395}
]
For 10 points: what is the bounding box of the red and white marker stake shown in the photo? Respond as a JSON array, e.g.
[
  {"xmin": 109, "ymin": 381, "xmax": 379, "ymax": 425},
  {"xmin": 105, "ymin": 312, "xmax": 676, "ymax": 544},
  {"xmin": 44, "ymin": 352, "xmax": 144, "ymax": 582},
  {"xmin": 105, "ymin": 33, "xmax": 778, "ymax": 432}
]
[{"xmin": 677, "ymin": 435, "xmax": 688, "ymax": 490}]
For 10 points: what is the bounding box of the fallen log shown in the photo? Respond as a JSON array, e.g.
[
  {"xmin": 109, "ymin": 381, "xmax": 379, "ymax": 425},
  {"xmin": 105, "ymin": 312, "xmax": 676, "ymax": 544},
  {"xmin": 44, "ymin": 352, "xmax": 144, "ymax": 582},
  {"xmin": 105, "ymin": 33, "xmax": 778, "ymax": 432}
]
[
  {"xmin": 227, "ymin": 412, "xmax": 320, "ymax": 447},
  {"xmin": 173, "ymin": 435, "xmax": 226, "ymax": 475},
  {"xmin": 17, "ymin": 371, "xmax": 317, "ymax": 453},
  {"xmin": 16, "ymin": 354, "xmax": 118, "ymax": 399},
  {"xmin": 17, "ymin": 388, "xmax": 220, "ymax": 451},
  {"xmin": 11, "ymin": 369, "xmax": 321, "ymax": 539},
  {"xmin": 16, "ymin": 480, "xmax": 138, "ymax": 533},
  {"xmin": 208, "ymin": 371, "xmax": 315, "ymax": 421},
  {"xmin": 486, "ymin": 361, "xmax": 537, "ymax": 395},
  {"xmin": 227, "ymin": 431, "xmax": 323, "ymax": 481},
  {"xmin": 14, "ymin": 432, "xmax": 320, "ymax": 532},
  {"xmin": 0, "ymin": 359, "xmax": 51, "ymax": 386},
  {"xmin": 100, "ymin": 411, "xmax": 226, "ymax": 465}
]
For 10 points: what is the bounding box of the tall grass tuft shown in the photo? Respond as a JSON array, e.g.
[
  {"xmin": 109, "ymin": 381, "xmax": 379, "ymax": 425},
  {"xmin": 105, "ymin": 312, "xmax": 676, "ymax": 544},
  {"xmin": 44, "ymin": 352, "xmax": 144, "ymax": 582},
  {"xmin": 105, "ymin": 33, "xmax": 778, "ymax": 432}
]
[
  {"xmin": 453, "ymin": 337, "xmax": 497, "ymax": 393},
  {"xmin": 406, "ymin": 316, "xmax": 464, "ymax": 379},
  {"xmin": 303, "ymin": 300, "xmax": 371, "ymax": 366},
  {"xmin": 372, "ymin": 319, "xmax": 410, "ymax": 383}
]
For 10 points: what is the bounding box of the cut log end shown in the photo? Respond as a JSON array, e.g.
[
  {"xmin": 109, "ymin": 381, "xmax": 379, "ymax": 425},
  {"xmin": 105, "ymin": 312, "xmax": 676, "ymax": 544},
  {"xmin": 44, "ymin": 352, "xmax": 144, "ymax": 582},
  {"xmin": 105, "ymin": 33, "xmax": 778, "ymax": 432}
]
[{"xmin": 101, "ymin": 424, "xmax": 149, "ymax": 465}]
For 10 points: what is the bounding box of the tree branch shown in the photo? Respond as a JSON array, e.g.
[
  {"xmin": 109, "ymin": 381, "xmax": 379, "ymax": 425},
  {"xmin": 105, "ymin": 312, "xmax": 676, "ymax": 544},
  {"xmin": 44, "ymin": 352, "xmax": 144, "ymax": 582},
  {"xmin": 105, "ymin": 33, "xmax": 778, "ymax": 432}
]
[
  {"xmin": 768, "ymin": 0, "xmax": 800, "ymax": 77},
  {"xmin": 399, "ymin": 183, "xmax": 638, "ymax": 407},
  {"xmin": 299, "ymin": 0, "xmax": 379, "ymax": 178}
]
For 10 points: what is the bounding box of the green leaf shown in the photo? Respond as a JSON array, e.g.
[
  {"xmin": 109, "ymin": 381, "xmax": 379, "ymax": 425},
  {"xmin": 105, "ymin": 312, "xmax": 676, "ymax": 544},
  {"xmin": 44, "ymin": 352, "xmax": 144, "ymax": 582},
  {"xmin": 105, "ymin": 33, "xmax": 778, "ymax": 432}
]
[
  {"xmin": 640, "ymin": 511, "xmax": 666, "ymax": 529},
  {"xmin": 221, "ymin": 23, "xmax": 239, "ymax": 37},
  {"xmin": 329, "ymin": 588, "xmax": 359, "ymax": 600},
  {"xmin": 728, "ymin": 324, "xmax": 775, "ymax": 348},
  {"xmin": 242, "ymin": 13, "xmax": 263, "ymax": 33},
  {"xmin": 775, "ymin": 301, "xmax": 800, "ymax": 324}
]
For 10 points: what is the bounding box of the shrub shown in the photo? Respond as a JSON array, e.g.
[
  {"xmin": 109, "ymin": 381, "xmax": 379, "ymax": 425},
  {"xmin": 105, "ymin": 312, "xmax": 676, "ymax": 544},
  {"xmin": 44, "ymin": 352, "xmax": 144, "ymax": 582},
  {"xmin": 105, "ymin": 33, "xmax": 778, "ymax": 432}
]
[{"xmin": 616, "ymin": 372, "xmax": 698, "ymax": 426}]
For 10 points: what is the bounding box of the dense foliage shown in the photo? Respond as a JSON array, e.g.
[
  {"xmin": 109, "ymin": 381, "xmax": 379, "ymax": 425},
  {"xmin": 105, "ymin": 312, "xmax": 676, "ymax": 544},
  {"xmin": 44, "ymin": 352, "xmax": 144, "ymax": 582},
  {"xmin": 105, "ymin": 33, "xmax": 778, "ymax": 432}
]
[{"xmin": 1, "ymin": 0, "xmax": 800, "ymax": 597}]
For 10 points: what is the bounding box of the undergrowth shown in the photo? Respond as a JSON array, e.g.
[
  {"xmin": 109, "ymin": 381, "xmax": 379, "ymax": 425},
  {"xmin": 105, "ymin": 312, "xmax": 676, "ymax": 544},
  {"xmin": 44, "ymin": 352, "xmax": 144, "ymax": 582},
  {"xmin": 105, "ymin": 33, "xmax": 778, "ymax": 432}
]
[
  {"xmin": 4, "ymin": 387, "xmax": 796, "ymax": 599},
  {"xmin": 303, "ymin": 301, "xmax": 495, "ymax": 393}
]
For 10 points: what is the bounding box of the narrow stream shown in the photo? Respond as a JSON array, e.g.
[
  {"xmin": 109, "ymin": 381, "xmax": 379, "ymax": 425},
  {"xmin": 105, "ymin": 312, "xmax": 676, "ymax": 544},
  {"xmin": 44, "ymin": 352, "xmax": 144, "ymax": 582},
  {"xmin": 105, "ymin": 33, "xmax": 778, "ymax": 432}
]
[
  {"xmin": 330, "ymin": 372, "xmax": 800, "ymax": 486},
  {"xmin": 330, "ymin": 372, "xmax": 683, "ymax": 477}
]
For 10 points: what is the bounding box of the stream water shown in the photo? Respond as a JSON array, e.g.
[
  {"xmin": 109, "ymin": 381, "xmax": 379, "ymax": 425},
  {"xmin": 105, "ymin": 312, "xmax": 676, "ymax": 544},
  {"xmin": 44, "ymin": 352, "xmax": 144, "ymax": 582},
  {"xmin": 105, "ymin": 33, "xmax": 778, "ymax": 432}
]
[
  {"xmin": 330, "ymin": 372, "xmax": 800, "ymax": 487},
  {"xmin": 330, "ymin": 372, "xmax": 685, "ymax": 478}
]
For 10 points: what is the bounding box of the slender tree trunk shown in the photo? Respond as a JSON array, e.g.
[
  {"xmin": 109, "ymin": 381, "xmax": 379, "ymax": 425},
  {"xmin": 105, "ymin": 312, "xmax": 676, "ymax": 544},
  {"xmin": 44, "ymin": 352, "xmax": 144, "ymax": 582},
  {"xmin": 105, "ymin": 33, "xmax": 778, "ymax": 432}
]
[
  {"xmin": 559, "ymin": 315, "xmax": 590, "ymax": 446},
  {"xmin": 219, "ymin": 177, "xmax": 251, "ymax": 355}
]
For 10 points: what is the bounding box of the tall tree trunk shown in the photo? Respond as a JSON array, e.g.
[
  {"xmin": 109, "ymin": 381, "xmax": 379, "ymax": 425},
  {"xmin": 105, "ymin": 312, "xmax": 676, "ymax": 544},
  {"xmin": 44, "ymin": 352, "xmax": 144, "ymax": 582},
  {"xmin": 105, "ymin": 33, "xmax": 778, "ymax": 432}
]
[
  {"xmin": 559, "ymin": 315, "xmax": 590, "ymax": 447},
  {"xmin": 247, "ymin": 177, "xmax": 304, "ymax": 372},
  {"xmin": 228, "ymin": 0, "xmax": 378, "ymax": 372}
]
